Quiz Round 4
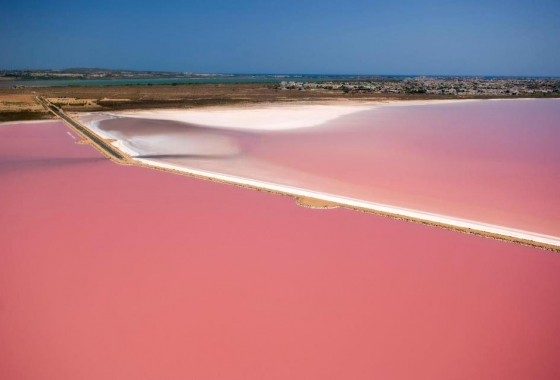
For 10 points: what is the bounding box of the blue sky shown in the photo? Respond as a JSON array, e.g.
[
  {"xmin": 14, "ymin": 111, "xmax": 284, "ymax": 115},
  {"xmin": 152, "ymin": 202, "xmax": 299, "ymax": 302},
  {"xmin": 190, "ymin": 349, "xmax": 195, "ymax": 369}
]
[{"xmin": 1, "ymin": 0, "xmax": 559, "ymax": 76}]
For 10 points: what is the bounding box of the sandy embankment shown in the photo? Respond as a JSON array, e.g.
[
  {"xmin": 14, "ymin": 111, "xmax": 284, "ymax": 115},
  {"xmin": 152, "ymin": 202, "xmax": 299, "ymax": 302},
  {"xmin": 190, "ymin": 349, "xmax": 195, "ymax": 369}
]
[{"xmin": 76, "ymin": 102, "xmax": 560, "ymax": 249}]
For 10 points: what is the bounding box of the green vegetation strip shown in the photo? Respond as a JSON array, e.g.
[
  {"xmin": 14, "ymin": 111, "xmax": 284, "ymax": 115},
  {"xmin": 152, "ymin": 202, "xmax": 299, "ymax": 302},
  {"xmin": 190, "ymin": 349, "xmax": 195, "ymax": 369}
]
[{"xmin": 0, "ymin": 111, "xmax": 52, "ymax": 122}]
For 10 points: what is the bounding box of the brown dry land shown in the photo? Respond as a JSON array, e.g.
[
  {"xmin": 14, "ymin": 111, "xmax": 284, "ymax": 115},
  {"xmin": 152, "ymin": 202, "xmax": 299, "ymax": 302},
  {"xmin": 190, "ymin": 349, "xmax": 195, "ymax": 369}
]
[
  {"xmin": 296, "ymin": 197, "xmax": 340, "ymax": 209},
  {"xmin": 0, "ymin": 93, "xmax": 53, "ymax": 122},
  {"xmin": 3, "ymin": 82, "xmax": 558, "ymax": 121}
]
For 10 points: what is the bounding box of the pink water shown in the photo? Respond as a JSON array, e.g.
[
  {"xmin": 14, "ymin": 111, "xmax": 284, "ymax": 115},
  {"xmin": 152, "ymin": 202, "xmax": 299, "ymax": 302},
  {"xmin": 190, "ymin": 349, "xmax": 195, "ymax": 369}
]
[
  {"xmin": 1, "ymin": 121, "xmax": 560, "ymax": 379},
  {"xmin": 98, "ymin": 99, "xmax": 560, "ymax": 237}
]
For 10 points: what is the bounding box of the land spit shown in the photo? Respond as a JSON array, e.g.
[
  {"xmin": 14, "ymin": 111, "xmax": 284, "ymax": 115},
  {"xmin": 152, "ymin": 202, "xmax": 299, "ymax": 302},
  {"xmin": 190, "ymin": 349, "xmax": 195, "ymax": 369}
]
[{"xmin": 37, "ymin": 98, "xmax": 560, "ymax": 252}]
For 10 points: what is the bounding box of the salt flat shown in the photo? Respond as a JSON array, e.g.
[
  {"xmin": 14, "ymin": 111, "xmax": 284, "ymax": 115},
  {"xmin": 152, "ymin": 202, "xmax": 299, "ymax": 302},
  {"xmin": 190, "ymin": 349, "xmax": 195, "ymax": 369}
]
[{"xmin": 113, "ymin": 103, "xmax": 375, "ymax": 130}]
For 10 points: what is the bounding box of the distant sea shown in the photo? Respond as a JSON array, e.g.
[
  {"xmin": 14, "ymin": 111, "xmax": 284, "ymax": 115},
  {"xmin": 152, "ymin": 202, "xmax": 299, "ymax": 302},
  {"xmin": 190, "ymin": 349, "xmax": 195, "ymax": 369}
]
[
  {"xmin": 2, "ymin": 74, "xmax": 556, "ymax": 88},
  {"xmin": 0, "ymin": 75, "xmax": 369, "ymax": 88}
]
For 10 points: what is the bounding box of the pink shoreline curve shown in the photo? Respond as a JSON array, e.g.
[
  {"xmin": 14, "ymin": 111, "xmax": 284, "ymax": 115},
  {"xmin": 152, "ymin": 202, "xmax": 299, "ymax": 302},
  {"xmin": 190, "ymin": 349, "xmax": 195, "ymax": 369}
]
[{"xmin": 83, "ymin": 99, "xmax": 560, "ymax": 240}]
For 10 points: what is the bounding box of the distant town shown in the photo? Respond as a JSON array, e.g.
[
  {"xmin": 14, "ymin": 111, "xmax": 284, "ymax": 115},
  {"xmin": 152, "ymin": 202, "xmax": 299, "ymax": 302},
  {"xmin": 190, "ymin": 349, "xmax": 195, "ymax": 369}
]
[
  {"xmin": 0, "ymin": 68, "xmax": 232, "ymax": 80},
  {"xmin": 1, "ymin": 69, "xmax": 559, "ymax": 97},
  {"xmin": 277, "ymin": 77, "xmax": 560, "ymax": 97}
]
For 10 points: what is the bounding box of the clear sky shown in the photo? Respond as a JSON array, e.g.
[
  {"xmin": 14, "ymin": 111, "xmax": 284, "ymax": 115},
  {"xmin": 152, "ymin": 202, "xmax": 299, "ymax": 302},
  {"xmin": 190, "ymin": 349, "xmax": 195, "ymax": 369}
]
[{"xmin": 1, "ymin": 0, "xmax": 559, "ymax": 76}]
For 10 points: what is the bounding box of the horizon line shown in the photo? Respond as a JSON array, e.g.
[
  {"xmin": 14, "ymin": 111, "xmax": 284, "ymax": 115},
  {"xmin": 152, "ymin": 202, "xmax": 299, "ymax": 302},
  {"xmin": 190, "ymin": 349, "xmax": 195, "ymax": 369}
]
[{"xmin": 2, "ymin": 68, "xmax": 560, "ymax": 79}]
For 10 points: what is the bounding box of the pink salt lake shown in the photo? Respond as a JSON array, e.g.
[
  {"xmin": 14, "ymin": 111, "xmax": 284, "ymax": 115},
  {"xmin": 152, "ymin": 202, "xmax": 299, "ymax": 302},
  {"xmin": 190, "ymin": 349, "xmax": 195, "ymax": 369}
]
[{"xmin": 1, "ymin": 120, "xmax": 560, "ymax": 379}]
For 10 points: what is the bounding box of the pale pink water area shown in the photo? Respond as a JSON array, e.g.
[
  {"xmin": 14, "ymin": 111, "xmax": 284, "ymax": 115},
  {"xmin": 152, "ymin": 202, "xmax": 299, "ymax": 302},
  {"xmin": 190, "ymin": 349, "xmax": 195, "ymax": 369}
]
[
  {"xmin": 90, "ymin": 99, "xmax": 560, "ymax": 237},
  {"xmin": 2, "ymin": 121, "xmax": 560, "ymax": 380}
]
